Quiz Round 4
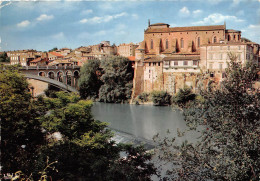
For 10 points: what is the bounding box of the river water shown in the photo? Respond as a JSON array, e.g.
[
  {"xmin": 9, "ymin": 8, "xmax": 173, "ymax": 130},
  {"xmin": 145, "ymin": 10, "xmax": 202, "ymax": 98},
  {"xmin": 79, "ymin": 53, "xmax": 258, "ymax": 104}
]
[{"xmin": 92, "ymin": 102, "xmax": 200, "ymax": 146}]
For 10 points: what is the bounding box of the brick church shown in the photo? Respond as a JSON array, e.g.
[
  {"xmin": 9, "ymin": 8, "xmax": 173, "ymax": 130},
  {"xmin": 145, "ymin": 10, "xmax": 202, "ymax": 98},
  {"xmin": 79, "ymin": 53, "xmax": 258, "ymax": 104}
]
[{"xmin": 132, "ymin": 21, "xmax": 259, "ymax": 97}]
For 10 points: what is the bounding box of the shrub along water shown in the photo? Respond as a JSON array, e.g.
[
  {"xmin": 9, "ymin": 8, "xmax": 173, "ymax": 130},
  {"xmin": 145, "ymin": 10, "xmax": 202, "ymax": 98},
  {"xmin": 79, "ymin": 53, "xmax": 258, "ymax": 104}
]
[{"xmin": 150, "ymin": 91, "xmax": 171, "ymax": 106}]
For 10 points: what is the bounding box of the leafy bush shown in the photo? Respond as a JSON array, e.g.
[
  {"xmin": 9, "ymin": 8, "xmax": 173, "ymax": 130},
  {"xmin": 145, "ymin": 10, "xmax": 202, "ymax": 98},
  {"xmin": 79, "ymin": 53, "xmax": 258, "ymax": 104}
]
[
  {"xmin": 44, "ymin": 84, "xmax": 61, "ymax": 98},
  {"xmin": 137, "ymin": 92, "xmax": 150, "ymax": 102},
  {"xmin": 171, "ymin": 86, "xmax": 196, "ymax": 107},
  {"xmin": 150, "ymin": 91, "xmax": 171, "ymax": 106}
]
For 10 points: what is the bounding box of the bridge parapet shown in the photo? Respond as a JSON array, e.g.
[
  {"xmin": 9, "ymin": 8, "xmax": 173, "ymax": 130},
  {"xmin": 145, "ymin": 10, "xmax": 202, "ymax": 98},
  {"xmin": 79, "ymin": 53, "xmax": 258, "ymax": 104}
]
[
  {"xmin": 20, "ymin": 66, "xmax": 81, "ymax": 70},
  {"xmin": 20, "ymin": 66, "xmax": 80, "ymax": 92}
]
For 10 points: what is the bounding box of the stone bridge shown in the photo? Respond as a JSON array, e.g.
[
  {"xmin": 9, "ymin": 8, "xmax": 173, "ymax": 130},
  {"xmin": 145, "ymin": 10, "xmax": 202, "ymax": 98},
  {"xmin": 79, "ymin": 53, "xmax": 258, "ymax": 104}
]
[{"xmin": 19, "ymin": 66, "xmax": 80, "ymax": 93}]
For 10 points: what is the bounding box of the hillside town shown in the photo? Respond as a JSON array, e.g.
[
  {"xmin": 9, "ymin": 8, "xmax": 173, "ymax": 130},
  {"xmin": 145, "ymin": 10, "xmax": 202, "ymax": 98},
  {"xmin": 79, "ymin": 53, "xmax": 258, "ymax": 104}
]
[{"xmin": 1, "ymin": 22, "xmax": 260, "ymax": 98}]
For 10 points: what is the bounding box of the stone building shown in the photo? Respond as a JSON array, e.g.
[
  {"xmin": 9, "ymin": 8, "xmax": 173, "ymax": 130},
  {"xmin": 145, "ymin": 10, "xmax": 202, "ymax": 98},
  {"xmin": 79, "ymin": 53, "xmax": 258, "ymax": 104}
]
[
  {"xmin": 132, "ymin": 21, "xmax": 259, "ymax": 98},
  {"xmin": 200, "ymin": 42, "xmax": 259, "ymax": 82},
  {"xmin": 56, "ymin": 48, "xmax": 72, "ymax": 56},
  {"xmin": 117, "ymin": 43, "xmax": 138, "ymax": 57},
  {"xmin": 9, "ymin": 50, "xmax": 39, "ymax": 66},
  {"xmin": 29, "ymin": 57, "xmax": 49, "ymax": 66},
  {"xmin": 48, "ymin": 52, "xmax": 64, "ymax": 61}
]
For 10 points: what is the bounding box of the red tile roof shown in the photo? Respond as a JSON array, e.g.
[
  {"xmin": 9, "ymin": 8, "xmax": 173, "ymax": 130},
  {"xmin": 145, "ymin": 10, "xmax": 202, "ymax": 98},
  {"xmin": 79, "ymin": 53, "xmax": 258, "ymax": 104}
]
[
  {"xmin": 30, "ymin": 57, "xmax": 48, "ymax": 63},
  {"xmin": 128, "ymin": 56, "xmax": 135, "ymax": 61},
  {"xmin": 30, "ymin": 57, "xmax": 41, "ymax": 63},
  {"xmin": 49, "ymin": 52, "xmax": 64, "ymax": 57}
]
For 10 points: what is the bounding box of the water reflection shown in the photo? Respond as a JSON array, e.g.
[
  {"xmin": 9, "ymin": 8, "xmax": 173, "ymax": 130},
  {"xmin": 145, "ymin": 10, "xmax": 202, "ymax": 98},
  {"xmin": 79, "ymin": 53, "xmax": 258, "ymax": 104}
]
[{"xmin": 92, "ymin": 102, "xmax": 200, "ymax": 143}]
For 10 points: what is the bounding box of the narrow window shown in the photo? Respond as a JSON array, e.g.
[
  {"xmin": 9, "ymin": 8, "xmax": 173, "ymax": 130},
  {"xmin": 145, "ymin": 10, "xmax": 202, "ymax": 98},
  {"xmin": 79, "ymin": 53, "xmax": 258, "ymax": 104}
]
[
  {"xmin": 228, "ymin": 35, "xmax": 231, "ymax": 41},
  {"xmin": 149, "ymin": 62, "xmax": 151, "ymax": 66},
  {"xmin": 174, "ymin": 61, "xmax": 178, "ymax": 66},
  {"xmin": 151, "ymin": 39, "xmax": 153, "ymax": 49},
  {"xmin": 233, "ymin": 35, "xmax": 236, "ymax": 40},
  {"xmin": 214, "ymin": 36, "xmax": 217, "ymax": 43},
  {"xmin": 153, "ymin": 62, "xmax": 156, "ymax": 66},
  {"xmin": 158, "ymin": 62, "xmax": 160, "ymax": 66},
  {"xmin": 184, "ymin": 61, "xmax": 188, "ymax": 66},
  {"xmin": 181, "ymin": 38, "xmax": 184, "ymax": 48},
  {"xmin": 164, "ymin": 61, "xmax": 169, "ymax": 66},
  {"xmin": 193, "ymin": 60, "xmax": 197, "ymax": 66},
  {"xmin": 197, "ymin": 37, "xmax": 200, "ymax": 47},
  {"xmin": 166, "ymin": 39, "xmax": 169, "ymax": 49}
]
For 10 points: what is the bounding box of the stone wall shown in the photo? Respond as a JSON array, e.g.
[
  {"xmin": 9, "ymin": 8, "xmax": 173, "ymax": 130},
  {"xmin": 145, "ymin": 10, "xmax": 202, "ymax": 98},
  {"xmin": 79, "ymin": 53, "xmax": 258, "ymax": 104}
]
[{"xmin": 27, "ymin": 79, "xmax": 48, "ymax": 97}]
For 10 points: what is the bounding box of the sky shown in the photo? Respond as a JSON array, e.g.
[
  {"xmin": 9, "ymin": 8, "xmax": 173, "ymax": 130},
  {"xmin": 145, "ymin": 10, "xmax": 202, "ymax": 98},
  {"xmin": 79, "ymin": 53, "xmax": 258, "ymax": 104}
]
[{"xmin": 0, "ymin": 0, "xmax": 260, "ymax": 52}]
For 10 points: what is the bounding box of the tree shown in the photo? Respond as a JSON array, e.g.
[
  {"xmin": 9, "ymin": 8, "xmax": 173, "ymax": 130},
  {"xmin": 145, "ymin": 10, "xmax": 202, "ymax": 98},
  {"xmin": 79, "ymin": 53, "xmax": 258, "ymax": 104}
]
[
  {"xmin": 0, "ymin": 66, "xmax": 156, "ymax": 180},
  {"xmin": 0, "ymin": 52, "xmax": 10, "ymax": 62},
  {"xmin": 39, "ymin": 91, "xmax": 156, "ymax": 180},
  {"xmin": 98, "ymin": 56, "xmax": 134, "ymax": 103},
  {"xmin": 0, "ymin": 65, "xmax": 44, "ymax": 174},
  {"xmin": 155, "ymin": 56, "xmax": 260, "ymax": 180},
  {"xmin": 48, "ymin": 47, "xmax": 58, "ymax": 52},
  {"xmin": 79, "ymin": 59, "xmax": 103, "ymax": 99}
]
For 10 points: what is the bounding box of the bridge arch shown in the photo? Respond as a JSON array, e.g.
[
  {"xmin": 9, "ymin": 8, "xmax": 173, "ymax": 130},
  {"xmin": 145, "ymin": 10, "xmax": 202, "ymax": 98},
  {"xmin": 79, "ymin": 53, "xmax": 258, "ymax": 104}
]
[
  {"xmin": 38, "ymin": 71, "xmax": 46, "ymax": 77},
  {"xmin": 48, "ymin": 71, "xmax": 55, "ymax": 79},
  {"xmin": 65, "ymin": 70, "xmax": 73, "ymax": 86},
  {"xmin": 73, "ymin": 70, "xmax": 80, "ymax": 88},
  {"xmin": 57, "ymin": 70, "xmax": 64, "ymax": 82},
  {"xmin": 23, "ymin": 74, "xmax": 78, "ymax": 93}
]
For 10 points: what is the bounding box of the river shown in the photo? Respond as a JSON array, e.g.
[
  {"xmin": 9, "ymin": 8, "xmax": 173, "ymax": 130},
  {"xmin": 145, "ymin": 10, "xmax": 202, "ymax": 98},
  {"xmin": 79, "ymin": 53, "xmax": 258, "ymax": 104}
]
[{"xmin": 92, "ymin": 102, "xmax": 200, "ymax": 146}]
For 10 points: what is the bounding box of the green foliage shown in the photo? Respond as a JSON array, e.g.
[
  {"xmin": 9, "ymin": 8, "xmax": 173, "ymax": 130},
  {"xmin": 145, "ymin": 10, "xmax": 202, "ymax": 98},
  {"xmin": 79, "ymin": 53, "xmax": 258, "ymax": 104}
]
[
  {"xmin": 1, "ymin": 158, "xmax": 58, "ymax": 181},
  {"xmin": 0, "ymin": 65, "xmax": 44, "ymax": 175},
  {"xmin": 98, "ymin": 56, "xmax": 134, "ymax": 103},
  {"xmin": 137, "ymin": 92, "xmax": 150, "ymax": 102},
  {"xmin": 106, "ymin": 144, "xmax": 157, "ymax": 180},
  {"xmin": 150, "ymin": 91, "xmax": 171, "ymax": 106},
  {"xmin": 171, "ymin": 86, "xmax": 196, "ymax": 107},
  {"xmin": 0, "ymin": 52, "xmax": 10, "ymax": 62},
  {"xmin": 48, "ymin": 47, "xmax": 58, "ymax": 52},
  {"xmin": 79, "ymin": 59, "xmax": 103, "ymax": 99},
  {"xmin": 44, "ymin": 84, "xmax": 61, "ymax": 98},
  {"xmin": 79, "ymin": 56, "xmax": 133, "ymax": 103},
  {"xmin": 39, "ymin": 91, "xmax": 156, "ymax": 180},
  {"xmin": 155, "ymin": 56, "xmax": 260, "ymax": 180}
]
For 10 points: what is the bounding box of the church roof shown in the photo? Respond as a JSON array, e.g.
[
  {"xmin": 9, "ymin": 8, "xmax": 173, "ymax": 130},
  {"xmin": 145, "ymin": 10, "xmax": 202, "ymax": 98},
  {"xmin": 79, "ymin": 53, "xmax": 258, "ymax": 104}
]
[
  {"xmin": 150, "ymin": 23, "xmax": 169, "ymax": 26},
  {"xmin": 145, "ymin": 24, "xmax": 225, "ymax": 33},
  {"xmin": 226, "ymin": 29, "xmax": 241, "ymax": 33}
]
